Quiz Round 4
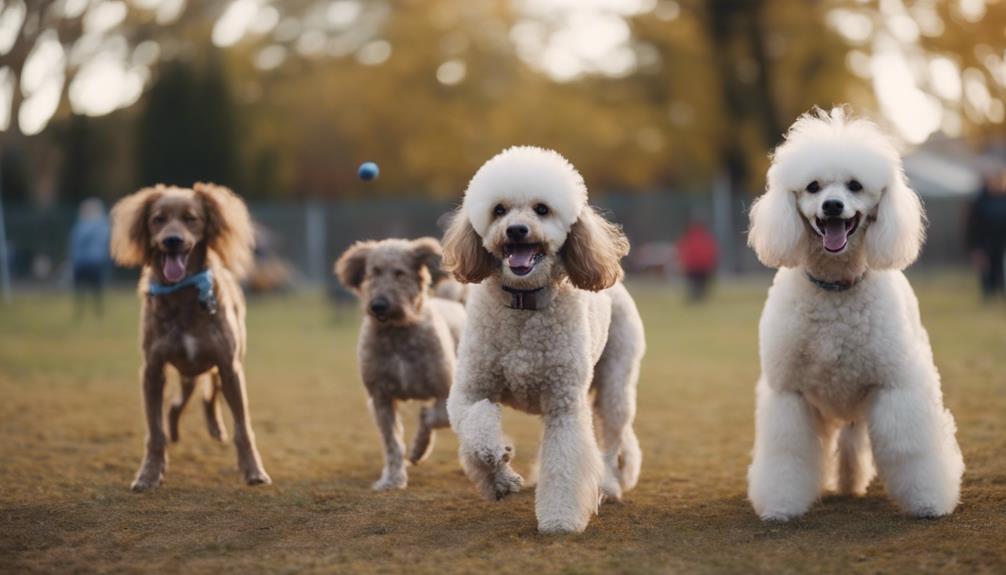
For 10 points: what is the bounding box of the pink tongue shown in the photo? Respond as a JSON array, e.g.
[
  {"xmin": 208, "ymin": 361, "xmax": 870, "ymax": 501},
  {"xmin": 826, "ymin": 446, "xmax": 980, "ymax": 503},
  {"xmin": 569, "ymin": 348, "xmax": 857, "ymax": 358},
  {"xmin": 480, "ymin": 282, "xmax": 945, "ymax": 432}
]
[
  {"xmin": 163, "ymin": 254, "xmax": 187, "ymax": 282},
  {"xmin": 823, "ymin": 220, "xmax": 848, "ymax": 252},
  {"xmin": 506, "ymin": 245, "xmax": 538, "ymax": 269}
]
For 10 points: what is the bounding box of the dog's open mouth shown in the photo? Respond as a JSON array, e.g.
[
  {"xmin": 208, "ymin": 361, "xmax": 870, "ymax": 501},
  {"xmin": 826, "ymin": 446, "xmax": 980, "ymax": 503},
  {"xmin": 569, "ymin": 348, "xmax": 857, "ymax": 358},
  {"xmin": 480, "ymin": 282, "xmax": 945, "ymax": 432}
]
[
  {"xmin": 814, "ymin": 214, "xmax": 861, "ymax": 254},
  {"xmin": 503, "ymin": 243, "xmax": 544, "ymax": 276},
  {"xmin": 161, "ymin": 251, "xmax": 190, "ymax": 283}
]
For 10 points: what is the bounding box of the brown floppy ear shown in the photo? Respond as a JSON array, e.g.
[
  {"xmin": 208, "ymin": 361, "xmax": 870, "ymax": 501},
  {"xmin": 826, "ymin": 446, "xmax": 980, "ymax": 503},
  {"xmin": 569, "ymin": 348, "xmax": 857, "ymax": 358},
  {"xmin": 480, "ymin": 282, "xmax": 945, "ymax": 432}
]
[
  {"xmin": 411, "ymin": 237, "xmax": 446, "ymax": 282},
  {"xmin": 109, "ymin": 186, "xmax": 163, "ymax": 267},
  {"xmin": 195, "ymin": 182, "xmax": 255, "ymax": 278},
  {"xmin": 335, "ymin": 241, "xmax": 376, "ymax": 291},
  {"xmin": 561, "ymin": 206, "xmax": 629, "ymax": 291},
  {"xmin": 441, "ymin": 208, "xmax": 496, "ymax": 284}
]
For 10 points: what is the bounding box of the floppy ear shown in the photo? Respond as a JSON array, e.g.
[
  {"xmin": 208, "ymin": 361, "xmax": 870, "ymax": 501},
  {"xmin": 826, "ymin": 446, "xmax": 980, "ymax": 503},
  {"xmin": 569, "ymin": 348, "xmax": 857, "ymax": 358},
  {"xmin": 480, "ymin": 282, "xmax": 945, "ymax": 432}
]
[
  {"xmin": 195, "ymin": 183, "xmax": 255, "ymax": 278},
  {"xmin": 561, "ymin": 206, "xmax": 629, "ymax": 292},
  {"xmin": 411, "ymin": 237, "xmax": 446, "ymax": 283},
  {"xmin": 441, "ymin": 209, "xmax": 497, "ymax": 284},
  {"xmin": 865, "ymin": 172, "xmax": 925, "ymax": 270},
  {"xmin": 109, "ymin": 186, "xmax": 162, "ymax": 267},
  {"xmin": 334, "ymin": 241, "xmax": 375, "ymax": 291},
  {"xmin": 747, "ymin": 185, "xmax": 803, "ymax": 269}
]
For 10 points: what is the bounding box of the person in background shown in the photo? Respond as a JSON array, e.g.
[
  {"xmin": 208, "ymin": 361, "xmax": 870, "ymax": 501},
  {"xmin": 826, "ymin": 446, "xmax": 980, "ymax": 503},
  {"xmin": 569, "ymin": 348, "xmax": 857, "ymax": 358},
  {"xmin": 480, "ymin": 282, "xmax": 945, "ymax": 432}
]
[
  {"xmin": 966, "ymin": 168, "xmax": 1006, "ymax": 302},
  {"xmin": 676, "ymin": 215, "xmax": 719, "ymax": 303},
  {"xmin": 69, "ymin": 198, "xmax": 111, "ymax": 318}
]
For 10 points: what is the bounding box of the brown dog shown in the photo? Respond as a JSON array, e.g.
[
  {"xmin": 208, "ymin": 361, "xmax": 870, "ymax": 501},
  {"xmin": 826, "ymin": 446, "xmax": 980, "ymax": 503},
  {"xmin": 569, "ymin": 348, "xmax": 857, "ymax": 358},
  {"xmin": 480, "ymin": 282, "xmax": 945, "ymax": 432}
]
[
  {"xmin": 335, "ymin": 238, "xmax": 466, "ymax": 490},
  {"xmin": 110, "ymin": 183, "xmax": 270, "ymax": 491}
]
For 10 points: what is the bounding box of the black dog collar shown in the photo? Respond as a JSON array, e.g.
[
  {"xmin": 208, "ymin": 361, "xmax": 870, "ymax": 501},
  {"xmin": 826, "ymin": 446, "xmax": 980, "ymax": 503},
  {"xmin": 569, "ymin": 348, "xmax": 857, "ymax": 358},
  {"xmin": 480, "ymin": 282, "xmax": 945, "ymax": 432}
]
[
  {"xmin": 501, "ymin": 285, "xmax": 547, "ymax": 310},
  {"xmin": 805, "ymin": 271, "xmax": 867, "ymax": 292}
]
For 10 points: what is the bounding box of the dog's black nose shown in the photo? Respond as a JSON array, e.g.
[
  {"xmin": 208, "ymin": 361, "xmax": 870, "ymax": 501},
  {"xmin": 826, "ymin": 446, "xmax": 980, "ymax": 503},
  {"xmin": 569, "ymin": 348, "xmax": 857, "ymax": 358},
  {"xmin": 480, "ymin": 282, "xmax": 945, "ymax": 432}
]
[
  {"xmin": 162, "ymin": 236, "xmax": 184, "ymax": 250},
  {"xmin": 369, "ymin": 297, "xmax": 390, "ymax": 316},
  {"xmin": 506, "ymin": 224, "xmax": 529, "ymax": 240},
  {"xmin": 822, "ymin": 200, "xmax": 844, "ymax": 217}
]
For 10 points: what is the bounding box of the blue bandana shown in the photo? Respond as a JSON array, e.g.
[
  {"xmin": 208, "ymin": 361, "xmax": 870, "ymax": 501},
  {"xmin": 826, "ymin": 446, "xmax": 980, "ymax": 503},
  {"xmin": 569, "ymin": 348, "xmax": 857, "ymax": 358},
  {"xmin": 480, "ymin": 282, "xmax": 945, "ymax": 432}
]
[{"xmin": 147, "ymin": 268, "xmax": 218, "ymax": 314}]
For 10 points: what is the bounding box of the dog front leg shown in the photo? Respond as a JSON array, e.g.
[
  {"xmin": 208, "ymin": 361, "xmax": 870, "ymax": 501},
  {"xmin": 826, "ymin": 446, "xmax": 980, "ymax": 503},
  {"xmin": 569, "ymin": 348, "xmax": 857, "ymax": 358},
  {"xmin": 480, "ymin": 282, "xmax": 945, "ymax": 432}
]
[
  {"xmin": 369, "ymin": 395, "xmax": 408, "ymax": 490},
  {"xmin": 867, "ymin": 385, "xmax": 964, "ymax": 517},
  {"xmin": 535, "ymin": 395, "xmax": 603, "ymax": 534},
  {"xmin": 218, "ymin": 361, "xmax": 271, "ymax": 486},
  {"xmin": 747, "ymin": 378, "xmax": 824, "ymax": 520},
  {"xmin": 450, "ymin": 393, "xmax": 523, "ymax": 501},
  {"xmin": 132, "ymin": 361, "xmax": 168, "ymax": 492}
]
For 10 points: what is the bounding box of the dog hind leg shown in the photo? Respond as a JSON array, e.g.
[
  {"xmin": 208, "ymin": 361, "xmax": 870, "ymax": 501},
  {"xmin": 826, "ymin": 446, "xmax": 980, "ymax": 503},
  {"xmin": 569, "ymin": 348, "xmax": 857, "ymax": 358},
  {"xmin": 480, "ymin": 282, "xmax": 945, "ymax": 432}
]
[
  {"xmin": 168, "ymin": 376, "xmax": 196, "ymax": 443},
  {"xmin": 203, "ymin": 371, "xmax": 228, "ymax": 442},
  {"xmin": 837, "ymin": 421, "xmax": 875, "ymax": 496},
  {"xmin": 409, "ymin": 398, "xmax": 449, "ymax": 465},
  {"xmin": 592, "ymin": 356, "xmax": 642, "ymax": 501}
]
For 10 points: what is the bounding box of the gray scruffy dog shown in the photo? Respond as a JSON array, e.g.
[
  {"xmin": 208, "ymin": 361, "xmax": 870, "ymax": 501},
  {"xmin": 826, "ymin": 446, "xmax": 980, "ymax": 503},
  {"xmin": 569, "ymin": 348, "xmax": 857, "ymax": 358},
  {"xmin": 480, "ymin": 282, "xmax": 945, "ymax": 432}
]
[{"xmin": 335, "ymin": 237, "xmax": 466, "ymax": 490}]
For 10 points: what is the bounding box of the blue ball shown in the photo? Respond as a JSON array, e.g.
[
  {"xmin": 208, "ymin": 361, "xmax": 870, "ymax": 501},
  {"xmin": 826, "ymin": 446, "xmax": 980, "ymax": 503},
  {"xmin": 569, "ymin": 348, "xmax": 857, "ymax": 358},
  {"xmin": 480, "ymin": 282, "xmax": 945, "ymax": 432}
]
[{"xmin": 358, "ymin": 162, "xmax": 380, "ymax": 181}]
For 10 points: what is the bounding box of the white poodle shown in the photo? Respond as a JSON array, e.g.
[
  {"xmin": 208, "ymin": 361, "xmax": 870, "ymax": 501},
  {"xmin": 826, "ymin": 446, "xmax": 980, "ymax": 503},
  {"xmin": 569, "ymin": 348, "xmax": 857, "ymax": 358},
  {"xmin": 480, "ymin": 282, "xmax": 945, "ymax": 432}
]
[
  {"xmin": 442, "ymin": 146, "xmax": 646, "ymax": 534},
  {"xmin": 746, "ymin": 107, "xmax": 964, "ymax": 520}
]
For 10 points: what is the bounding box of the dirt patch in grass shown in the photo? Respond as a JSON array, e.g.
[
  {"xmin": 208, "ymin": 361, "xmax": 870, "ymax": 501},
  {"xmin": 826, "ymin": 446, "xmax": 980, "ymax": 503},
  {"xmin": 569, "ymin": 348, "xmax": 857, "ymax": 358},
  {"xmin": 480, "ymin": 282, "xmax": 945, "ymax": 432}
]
[{"xmin": 1, "ymin": 274, "xmax": 1004, "ymax": 573}]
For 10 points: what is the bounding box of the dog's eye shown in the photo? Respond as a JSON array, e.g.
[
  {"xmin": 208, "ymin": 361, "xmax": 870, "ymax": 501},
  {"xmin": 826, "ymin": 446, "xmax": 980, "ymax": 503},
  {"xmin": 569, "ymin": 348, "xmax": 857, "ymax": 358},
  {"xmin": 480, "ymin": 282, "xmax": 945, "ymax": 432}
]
[
  {"xmin": 372, "ymin": 267, "xmax": 382, "ymax": 275},
  {"xmin": 183, "ymin": 213, "xmax": 198, "ymax": 223},
  {"xmin": 534, "ymin": 203, "xmax": 550, "ymax": 216},
  {"xmin": 847, "ymin": 180, "xmax": 863, "ymax": 192},
  {"xmin": 493, "ymin": 204, "xmax": 506, "ymax": 217},
  {"xmin": 151, "ymin": 214, "xmax": 166, "ymax": 225},
  {"xmin": 805, "ymin": 181, "xmax": 821, "ymax": 193},
  {"xmin": 394, "ymin": 269, "xmax": 406, "ymax": 278}
]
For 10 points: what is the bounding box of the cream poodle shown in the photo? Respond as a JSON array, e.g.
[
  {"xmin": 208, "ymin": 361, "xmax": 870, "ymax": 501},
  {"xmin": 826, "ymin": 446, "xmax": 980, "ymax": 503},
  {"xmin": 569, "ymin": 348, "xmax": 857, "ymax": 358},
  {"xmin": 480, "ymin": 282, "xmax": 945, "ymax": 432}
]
[
  {"xmin": 746, "ymin": 107, "xmax": 964, "ymax": 520},
  {"xmin": 442, "ymin": 146, "xmax": 646, "ymax": 534}
]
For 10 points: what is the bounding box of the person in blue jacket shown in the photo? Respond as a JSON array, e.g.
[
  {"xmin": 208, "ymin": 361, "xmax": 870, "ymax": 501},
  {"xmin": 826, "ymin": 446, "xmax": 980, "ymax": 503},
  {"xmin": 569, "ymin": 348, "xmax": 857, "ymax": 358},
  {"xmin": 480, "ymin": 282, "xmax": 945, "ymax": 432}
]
[{"xmin": 69, "ymin": 198, "xmax": 111, "ymax": 318}]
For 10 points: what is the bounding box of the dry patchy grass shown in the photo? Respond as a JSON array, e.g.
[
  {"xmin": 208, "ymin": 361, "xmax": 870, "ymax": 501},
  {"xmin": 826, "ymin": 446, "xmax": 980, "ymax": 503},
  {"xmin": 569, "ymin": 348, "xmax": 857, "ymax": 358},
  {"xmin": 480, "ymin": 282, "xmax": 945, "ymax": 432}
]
[{"xmin": 1, "ymin": 274, "xmax": 1004, "ymax": 574}]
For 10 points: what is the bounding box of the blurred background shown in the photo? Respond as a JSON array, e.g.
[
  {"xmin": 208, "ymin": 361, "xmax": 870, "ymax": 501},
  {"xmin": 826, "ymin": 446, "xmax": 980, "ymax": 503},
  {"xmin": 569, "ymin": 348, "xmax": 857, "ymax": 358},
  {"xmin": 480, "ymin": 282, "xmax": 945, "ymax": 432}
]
[{"xmin": 0, "ymin": 0, "xmax": 1004, "ymax": 297}]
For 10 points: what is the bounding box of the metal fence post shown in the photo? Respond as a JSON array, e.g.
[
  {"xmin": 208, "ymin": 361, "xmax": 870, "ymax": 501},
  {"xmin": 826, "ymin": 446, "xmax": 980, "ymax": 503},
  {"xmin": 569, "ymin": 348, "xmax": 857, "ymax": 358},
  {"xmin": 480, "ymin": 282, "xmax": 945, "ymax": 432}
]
[
  {"xmin": 0, "ymin": 161, "xmax": 11, "ymax": 304},
  {"xmin": 305, "ymin": 199, "xmax": 326, "ymax": 285}
]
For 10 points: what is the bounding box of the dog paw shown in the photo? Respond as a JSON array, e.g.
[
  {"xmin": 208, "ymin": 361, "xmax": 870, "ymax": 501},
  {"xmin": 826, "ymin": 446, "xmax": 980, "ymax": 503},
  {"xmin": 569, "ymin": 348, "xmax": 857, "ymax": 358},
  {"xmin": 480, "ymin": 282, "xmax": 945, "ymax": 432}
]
[
  {"xmin": 478, "ymin": 443, "xmax": 513, "ymax": 468},
  {"xmin": 757, "ymin": 508, "xmax": 803, "ymax": 522},
  {"xmin": 207, "ymin": 422, "xmax": 228, "ymax": 443},
  {"xmin": 600, "ymin": 472, "xmax": 623, "ymax": 504},
  {"xmin": 491, "ymin": 466, "xmax": 524, "ymax": 500},
  {"xmin": 130, "ymin": 466, "xmax": 164, "ymax": 492},
  {"xmin": 538, "ymin": 516, "xmax": 587, "ymax": 534},
  {"xmin": 373, "ymin": 469, "xmax": 407, "ymax": 491},
  {"xmin": 244, "ymin": 468, "xmax": 272, "ymax": 486}
]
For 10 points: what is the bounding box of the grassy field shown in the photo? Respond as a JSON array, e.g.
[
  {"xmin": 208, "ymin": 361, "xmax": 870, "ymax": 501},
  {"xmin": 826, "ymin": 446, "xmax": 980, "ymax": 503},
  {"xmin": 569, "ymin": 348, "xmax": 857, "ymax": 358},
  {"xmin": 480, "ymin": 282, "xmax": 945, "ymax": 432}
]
[{"xmin": 1, "ymin": 274, "xmax": 1004, "ymax": 574}]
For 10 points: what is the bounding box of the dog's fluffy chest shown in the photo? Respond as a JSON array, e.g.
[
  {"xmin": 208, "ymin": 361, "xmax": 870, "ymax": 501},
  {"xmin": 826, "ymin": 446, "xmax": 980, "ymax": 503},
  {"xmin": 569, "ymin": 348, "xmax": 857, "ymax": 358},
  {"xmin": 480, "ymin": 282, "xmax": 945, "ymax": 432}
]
[
  {"xmin": 477, "ymin": 291, "xmax": 603, "ymax": 413},
  {"xmin": 783, "ymin": 290, "xmax": 884, "ymax": 418},
  {"xmin": 359, "ymin": 317, "xmax": 452, "ymax": 400}
]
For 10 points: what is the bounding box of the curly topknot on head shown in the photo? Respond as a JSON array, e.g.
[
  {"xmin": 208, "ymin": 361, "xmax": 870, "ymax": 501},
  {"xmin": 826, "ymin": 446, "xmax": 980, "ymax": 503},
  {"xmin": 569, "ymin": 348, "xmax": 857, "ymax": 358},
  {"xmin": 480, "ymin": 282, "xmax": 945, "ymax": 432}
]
[
  {"xmin": 463, "ymin": 146, "xmax": 588, "ymax": 237},
  {"xmin": 749, "ymin": 106, "xmax": 925, "ymax": 271},
  {"xmin": 769, "ymin": 107, "xmax": 901, "ymax": 197}
]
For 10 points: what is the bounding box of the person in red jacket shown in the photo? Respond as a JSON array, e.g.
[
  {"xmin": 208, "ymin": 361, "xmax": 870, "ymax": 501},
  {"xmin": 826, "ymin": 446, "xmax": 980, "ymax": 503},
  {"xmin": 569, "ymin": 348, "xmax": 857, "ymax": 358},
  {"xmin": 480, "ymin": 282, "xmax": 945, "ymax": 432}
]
[{"xmin": 677, "ymin": 219, "xmax": 719, "ymax": 302}]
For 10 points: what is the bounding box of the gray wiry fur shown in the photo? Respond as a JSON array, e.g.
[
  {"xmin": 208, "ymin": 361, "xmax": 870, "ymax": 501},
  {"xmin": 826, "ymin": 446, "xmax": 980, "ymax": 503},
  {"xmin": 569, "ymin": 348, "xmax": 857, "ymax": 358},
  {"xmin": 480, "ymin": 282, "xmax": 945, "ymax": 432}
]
[{"xmin": 335, "ymin": 238, "xmax": 466, "ymax": 490}]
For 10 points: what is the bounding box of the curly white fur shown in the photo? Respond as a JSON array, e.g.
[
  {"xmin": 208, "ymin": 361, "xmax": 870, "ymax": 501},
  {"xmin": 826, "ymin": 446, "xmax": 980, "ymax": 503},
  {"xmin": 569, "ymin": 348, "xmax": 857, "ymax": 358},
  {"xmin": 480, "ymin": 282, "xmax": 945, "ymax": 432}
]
[
  {"xmin": 444, "ymin": 146, "xmax": 646, "ymax": 534},
  {"xmin": 746, "ymin": 107, "xmax": 964, "ymax": 520}
]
